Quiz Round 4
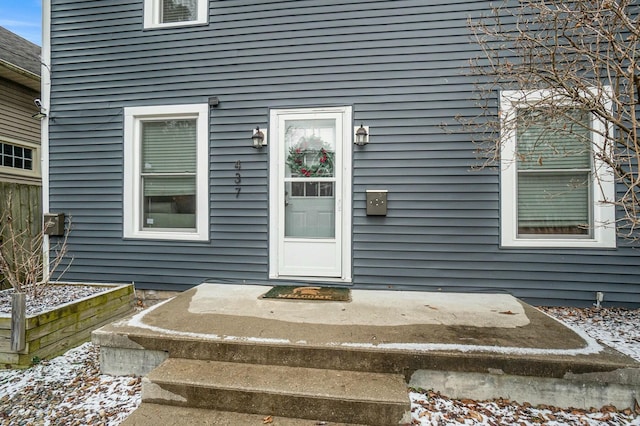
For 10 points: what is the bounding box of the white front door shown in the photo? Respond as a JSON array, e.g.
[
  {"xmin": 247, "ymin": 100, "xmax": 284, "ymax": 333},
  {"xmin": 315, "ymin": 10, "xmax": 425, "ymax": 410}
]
[{"xmin": 269, "ymin": 107, "xmax": 352, "ymax": 281}]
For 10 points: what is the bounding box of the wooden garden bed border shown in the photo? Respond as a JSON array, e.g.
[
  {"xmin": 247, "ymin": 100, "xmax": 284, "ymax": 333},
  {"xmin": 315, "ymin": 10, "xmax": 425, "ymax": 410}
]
[{"xmin": 0, "ymin": 282, "xmax": 134, "ymax": 367}]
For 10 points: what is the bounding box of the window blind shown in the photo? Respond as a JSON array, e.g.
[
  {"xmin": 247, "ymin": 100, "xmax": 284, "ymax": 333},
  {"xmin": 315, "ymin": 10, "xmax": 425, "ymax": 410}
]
[
  {"xmin": 142, "ymin": 120, "xmax": 196, "ymax": 173},
  {"xmin": 162, "ymin": 0, "xmax": 197, "ymax": 23},
  {"xmin": 143, "ymin": 176, "xmax": 196, "ymax": 197},
  {"xmin": 141, "ymin": 119, "xmax": 197, "ymax": 196},
  {"xmin": 517, "ymin": 109, "xmax": 591, "ymax": 169},
  {"xmin": 517, "ymin": 172, "xmax": 590, "ymax": 228},
  {"xmin": 516, "ymin": 108, "xmax": 592, "ymax": 235}
]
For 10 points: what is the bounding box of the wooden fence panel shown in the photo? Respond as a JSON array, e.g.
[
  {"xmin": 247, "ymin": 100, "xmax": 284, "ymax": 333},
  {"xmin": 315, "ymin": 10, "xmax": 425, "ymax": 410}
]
[{"xmin": 0, "ymin": 182, "xmax": 42, "ymax": 290}]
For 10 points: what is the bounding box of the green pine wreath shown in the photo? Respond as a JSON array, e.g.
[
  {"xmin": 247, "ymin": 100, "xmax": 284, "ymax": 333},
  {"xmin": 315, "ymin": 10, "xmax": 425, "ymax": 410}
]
[{"xmin": 286, "ymin": 136, "xmax": 335, "ymax": 177}]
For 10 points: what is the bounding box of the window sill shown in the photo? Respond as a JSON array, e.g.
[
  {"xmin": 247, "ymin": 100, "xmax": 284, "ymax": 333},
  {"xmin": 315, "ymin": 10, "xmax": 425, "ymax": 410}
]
[
  {"xmin": 500, "ymin": 237, "xmax": 616, "ymax": 249},
  {"xmin": 124, "ymin": 230, "xmax": 209, "ymax": 242},
  {"xmin": 143, "ymin": 20, "xmax": 208, "ymax": 30}
]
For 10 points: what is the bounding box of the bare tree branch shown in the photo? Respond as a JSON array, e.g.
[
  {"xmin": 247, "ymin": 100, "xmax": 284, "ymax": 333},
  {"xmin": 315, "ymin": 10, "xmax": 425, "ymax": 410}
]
[
  {"xmin": 1, "ymin": 191, "xmax": 72, "ymax": 297},
  {"xmin": 462, "ymin": 0, "xmax": 640, "ymax": 239}
]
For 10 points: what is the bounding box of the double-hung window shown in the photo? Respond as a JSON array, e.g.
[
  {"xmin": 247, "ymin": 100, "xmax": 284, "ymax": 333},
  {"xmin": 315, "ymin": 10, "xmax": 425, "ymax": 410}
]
[
  {"xmin": 500, "ymin": 90, "xmax": 615, "ymax": 248},
  {"xmin": 124, "ymin": 104, "xmax": 209, "ymax": 241},
  {"xmin": 144, "ymin": 0, "xmax": 208, "ymax": 28}
]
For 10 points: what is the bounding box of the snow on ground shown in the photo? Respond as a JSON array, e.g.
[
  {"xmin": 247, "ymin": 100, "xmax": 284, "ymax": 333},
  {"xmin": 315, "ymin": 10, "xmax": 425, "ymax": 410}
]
[
  {"xmin": 0, "ymin": 286, "xmax": 108, "ymax": 316},
  {"xmin": 540, "ymin": 307, "xmax": 640, "ymax": 362},
  {"xmin": 411, "ymin": 307, "xmax": 640, "ymax": 426},
  {"xmin": 410, "ymin": 390, "xmax": 640, "ymax": 426},
  {"xmin": 0, "ymin": 306, "xmax": 639, "ymax": 425},
  {"xmin": 0, "ymin": 344, "xmax": 140, "ymax": 426}
]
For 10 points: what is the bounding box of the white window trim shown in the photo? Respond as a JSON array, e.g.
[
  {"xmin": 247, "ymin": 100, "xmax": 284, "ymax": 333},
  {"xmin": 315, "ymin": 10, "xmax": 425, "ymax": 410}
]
[
  {"xmin": 500, "ymin": 89, "xmax": 616, "ymax": 248},
  {"xmin": 143, "ymin": 0, "xmax": 208, "ymax": 29},
  {"xmin": 123, "ymin": 104, "xmax": 209, "ymax": 241}
]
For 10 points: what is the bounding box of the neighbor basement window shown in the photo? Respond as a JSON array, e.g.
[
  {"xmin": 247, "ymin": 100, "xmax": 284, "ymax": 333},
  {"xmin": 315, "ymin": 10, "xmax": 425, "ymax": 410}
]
[
  {"xmin": 144, "ymin": 0, "xmax": 208, "ymax": 28},
  {"xmin": 123, "ymin": 104, "xmax": 209, "ymax": 241},
  {"xmin": 0, "ymin": 138, "xmax": 40, "ymax": 180},
  {"xmin": 500, "ymin": 89, "xmax": 616, "ymax": 248},
  {"xmin": 1, "ymin": 142, "xmax": 33, "ymax": 171}
]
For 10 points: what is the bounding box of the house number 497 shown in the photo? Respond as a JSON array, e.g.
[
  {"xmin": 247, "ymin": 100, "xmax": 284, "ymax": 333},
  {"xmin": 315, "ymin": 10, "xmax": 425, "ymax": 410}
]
[{"xmin": 235, "ymin": 160, "xmax": 242, "ymax": 198}]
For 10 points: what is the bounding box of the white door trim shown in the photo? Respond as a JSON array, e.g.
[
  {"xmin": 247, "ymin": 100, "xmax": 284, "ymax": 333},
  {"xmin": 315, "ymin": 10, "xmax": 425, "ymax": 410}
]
[{"xmin": 268, "ymin": 106, "xmax": 352, "ymax": 282}]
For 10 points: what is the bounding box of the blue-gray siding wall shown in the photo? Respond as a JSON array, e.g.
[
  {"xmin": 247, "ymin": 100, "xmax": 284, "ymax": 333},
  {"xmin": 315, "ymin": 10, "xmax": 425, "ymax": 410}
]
[{"xmin": 48, "ymin": 0, "xmax": 640, "ymax": 307}]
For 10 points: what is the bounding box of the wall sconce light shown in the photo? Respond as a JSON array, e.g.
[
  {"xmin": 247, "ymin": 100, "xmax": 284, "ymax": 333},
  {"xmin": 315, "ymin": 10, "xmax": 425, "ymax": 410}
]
[
  {"xmin": 252, "ymin": 126, "xmax": 267, "ymax": 149},
  {"xmin": 354, "ymin": 124, "xmax": 369, "ymax": 146}
]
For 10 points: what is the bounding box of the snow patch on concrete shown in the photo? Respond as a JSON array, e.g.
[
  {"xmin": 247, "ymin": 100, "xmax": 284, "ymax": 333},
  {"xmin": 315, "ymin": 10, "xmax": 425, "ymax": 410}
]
[{"xmin": 125, "ymin": 292, "xmax": 602, "ymax": 356}]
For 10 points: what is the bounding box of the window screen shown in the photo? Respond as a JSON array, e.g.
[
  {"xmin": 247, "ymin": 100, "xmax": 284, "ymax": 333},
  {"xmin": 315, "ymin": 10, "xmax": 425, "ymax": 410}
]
[
  {"xmin": 162, "ymin": 0, "xmax": 198, "ymax": 23},
  {"xmin": 141, "ymin": 119, "xmax": 197, "ymax": 229},
  {"xmin": 516, "ymin": 109, "xmax": 592, "ymax": 236}
]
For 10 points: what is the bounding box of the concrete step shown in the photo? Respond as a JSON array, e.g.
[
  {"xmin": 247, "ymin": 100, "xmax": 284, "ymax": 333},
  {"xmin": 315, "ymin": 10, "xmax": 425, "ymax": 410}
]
[
  {"xmin": 122, "ymin": 403, "xmax": 369, "ymax": 425},
  {"xmin": 142, "ymin": 358, "xmax": 411, "ymax": 426},
  {"xmin": 98, "ymin": 327, "xmax": 638, "ymax": 380}
]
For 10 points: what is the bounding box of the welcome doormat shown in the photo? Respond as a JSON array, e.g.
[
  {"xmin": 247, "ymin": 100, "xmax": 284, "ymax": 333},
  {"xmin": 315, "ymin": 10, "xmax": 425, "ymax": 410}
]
[{"xmin": 261, "ymin": 286, "xmax": 351, "ymax": 301}]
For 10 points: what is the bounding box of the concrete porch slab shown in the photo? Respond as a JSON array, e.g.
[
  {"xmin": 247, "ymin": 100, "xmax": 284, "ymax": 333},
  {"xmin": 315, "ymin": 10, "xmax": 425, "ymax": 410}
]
[
  {"xmin": 104, "ymin": 283, "xmax": 604, "ymax": 353},
  {"xmin": 93, "ymin": 283, "xmax": 640, "ymax": 411}
]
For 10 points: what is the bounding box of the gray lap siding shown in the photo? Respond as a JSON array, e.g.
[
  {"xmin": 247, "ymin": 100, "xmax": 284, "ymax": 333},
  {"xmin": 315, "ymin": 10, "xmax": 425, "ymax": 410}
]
[{"xmin": 47, "ymin": 0, "xmax": 640, "ymax": 307}]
